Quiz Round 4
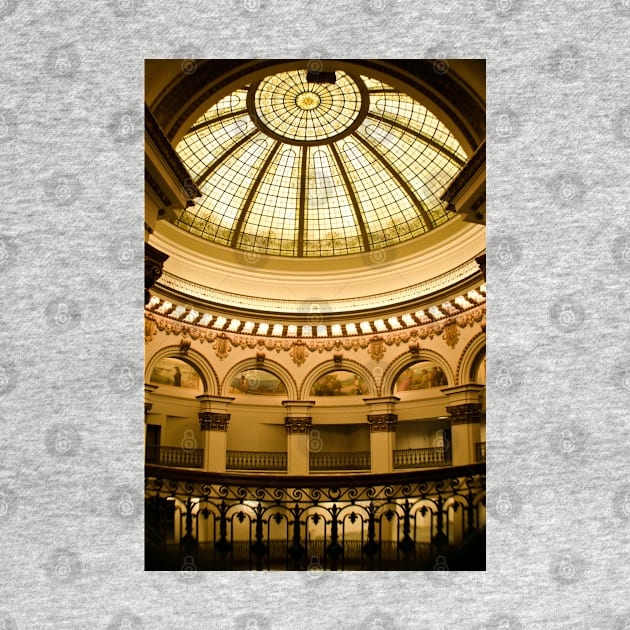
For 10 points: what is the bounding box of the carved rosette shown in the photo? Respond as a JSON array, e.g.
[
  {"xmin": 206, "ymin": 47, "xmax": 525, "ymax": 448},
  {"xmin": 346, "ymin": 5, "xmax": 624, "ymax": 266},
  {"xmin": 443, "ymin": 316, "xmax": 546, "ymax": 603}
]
[
  {"xmin": 367, "ymin": 414, "xmax": 398, "ymax": 432},
  {"xmin": 199, "ymin": 412, "xmax": 230, "ymax": 432},
  {"xmin": 284, "ymin": 417, "xmax": 312, "ymax": 434},
  {"xmin": 446, "ymin": 403, "xmax": 482, "ymax": 425}
]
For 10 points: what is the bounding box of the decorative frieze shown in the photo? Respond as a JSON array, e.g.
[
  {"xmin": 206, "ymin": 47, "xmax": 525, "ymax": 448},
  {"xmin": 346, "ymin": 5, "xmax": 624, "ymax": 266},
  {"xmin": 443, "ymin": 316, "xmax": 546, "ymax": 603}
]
[
  {"xmin": 367, "ymin": 414, "xmax": 398, "ymax": 432},
  {"xmin": 284, "ymin": 417, "xmax": 312, "ymax": 434},
  {"xmin": 446, "ymin": 403, "xmax": 482, "ymax": 425},
  {"xmin": 199, "ymin": 412, "xmax": 230, "ymax": 432},
  {"xmin": 144, "ymin": 303, "xmax": 486, "ymax": 352}
]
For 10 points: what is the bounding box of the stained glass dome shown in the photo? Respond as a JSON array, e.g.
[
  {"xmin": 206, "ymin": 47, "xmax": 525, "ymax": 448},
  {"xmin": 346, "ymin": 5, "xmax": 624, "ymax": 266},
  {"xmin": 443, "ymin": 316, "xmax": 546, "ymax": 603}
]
[{"xmin": 174, "ymin": 69, "xmax": 469, "ymax": 257}]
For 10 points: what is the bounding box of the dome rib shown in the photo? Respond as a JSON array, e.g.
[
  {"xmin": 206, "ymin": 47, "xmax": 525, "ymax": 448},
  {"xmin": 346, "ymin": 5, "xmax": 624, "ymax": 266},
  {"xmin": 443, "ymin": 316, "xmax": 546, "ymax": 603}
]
[
  {"xmin": 328, "ymin": 143, "xmax": 371, "ymax": 252},
  {"xmin": 365, "ymin": 112, "xmax": 466, "ymax": 167},
  {"xmin": 230, "ymin": 140, "xmax": 282, "ymax": 248},
  {"xmin": 351, "ymin": 131, "xmax": 434, "ymax": 230},
  {"xmin": 194, "ymin": 128, "xmax": 259, "ymax": 187}
]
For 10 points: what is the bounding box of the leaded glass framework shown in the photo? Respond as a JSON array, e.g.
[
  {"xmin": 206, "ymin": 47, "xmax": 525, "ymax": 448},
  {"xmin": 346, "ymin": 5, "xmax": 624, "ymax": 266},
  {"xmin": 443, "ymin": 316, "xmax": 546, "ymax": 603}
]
[{"xmin": 174, "ymin": 69, "xmax": 469, "ymax": 257}]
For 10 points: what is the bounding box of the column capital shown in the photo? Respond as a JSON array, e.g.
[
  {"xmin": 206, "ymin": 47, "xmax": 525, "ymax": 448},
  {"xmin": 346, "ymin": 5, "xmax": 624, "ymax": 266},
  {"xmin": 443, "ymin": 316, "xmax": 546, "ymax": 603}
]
[
  {"xmin": 199, "ymin": 412, "xmax": 230, "ymax": 432},
  {"xmin": 284, "ymin": 417, "xmax": 312, "ymax": 434},
  {"xmin": 363, "ymin": 396, "xmax": 400, "ymax": 416},
  {"xmin": 196, "ymin": 394, "xmax": 235, "ymax": 414},
  {"xmin": 440, "ymin": 384, "xmax": 485, "ymax": 407},
  {"xmin": 367, "ymin": 414, "xmax": 398, "ymax": 432},
  {"xmin": 145, "ymin": 243, "xmax": 169, "ymax": 306},
  {"xmin": 446, "ymin": 402, "xmax": 482, "ymax": 425},
  {"xmin": 282, "ymin": 400, "xmax": 315, "ymax": 417}
]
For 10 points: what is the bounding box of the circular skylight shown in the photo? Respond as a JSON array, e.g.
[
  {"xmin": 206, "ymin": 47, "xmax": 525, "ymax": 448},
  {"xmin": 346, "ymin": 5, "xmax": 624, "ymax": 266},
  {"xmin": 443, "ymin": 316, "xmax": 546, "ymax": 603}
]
[
  {"xmin": 250, "ymin": 70, "xmax": 368, "ymax": 144},
  {"xmin": 174, "ymin": 69, "xmax": 469, "ymax": 257}
]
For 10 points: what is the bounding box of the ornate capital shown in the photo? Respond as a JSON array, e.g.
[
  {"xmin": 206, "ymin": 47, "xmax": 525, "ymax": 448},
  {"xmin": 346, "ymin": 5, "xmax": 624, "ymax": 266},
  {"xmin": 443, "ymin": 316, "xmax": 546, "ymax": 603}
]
[
  {"xmin": 446, "ymin": 403, "xmax": 482, "ymax": 425},
  {"xmin": 367, "ymin": 414, "xmax": 398, "ymax": 432},
  {"xmin": 145, "ymin": 243, "xmax": 169, "ymax": 305},
  {"xmin": 284, "ymin": 417, "xmax": 312, "ymax": 434},
  {"xmin": 144, "ymin": 402, "xmax": 153, "ymax": 419},
  {"xmin": 199, "ymin": 412, "xmax": 230, "ymax": 431}
]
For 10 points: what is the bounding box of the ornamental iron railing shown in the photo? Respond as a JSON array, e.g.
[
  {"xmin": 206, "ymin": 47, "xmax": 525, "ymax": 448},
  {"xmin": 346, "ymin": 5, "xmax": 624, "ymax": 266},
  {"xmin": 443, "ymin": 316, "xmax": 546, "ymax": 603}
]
[
  {"xmin": 146, "ymin": 446, "xmax": 204, "ymax": 469},
  {"xmin": 476, "ymin": 442, "xmax": 486, "ymax": 462},
  {"xmin": 309, "ymin": 451, "xmax": 371, "ymax": 472},
  {"xmin": 145, "ymin": 463, "xmax": 486, "ymax": 571},
  {"xmin": 226, "ymin": 450, "xmax": 287, "ymax": 472},
  {"xmin": 393, "ymin": 447, "xmax": 450, "ymax": 469}
]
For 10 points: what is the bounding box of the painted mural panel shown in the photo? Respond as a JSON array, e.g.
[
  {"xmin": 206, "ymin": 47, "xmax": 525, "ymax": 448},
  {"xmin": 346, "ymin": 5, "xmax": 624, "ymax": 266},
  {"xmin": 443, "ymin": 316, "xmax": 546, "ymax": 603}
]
[
  {"xmin": 229, "ymin": 370, "xmax": 287, "ymax": 396},
  {"xmin": 310, "ymin": 370, "xmax": 368, "ymax": 396},
  {"xmin": 150, "ymin": 358, "xmax": 202, "ymax": 389},
  {"xmin": 395, "ymin": 361, "xmax": 448, "ymax": 392}
]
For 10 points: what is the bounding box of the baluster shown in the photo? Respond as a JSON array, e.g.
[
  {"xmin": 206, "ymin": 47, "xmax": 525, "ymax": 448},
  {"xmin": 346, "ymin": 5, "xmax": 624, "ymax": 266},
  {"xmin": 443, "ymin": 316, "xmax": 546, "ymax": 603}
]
[
  {"xmin": 465, "ymin": 490, "xmax": 476, "ymax": 538},
  {"xmin": 288, "ymin": 503, "xmax": 305, "ymax": 570},
  {"xmin": 326, "ymin": 504, "xmax": 343, "ymax": 571},
  {"xmin": 363, "ymin": 502, "xmax": 379, "ymax": 569},
  {"xmin": 432, "ymin": 495, "xmax": 448, "ymax": 548},
  {"xmin": 180, "ymin": 497, "xmax": 196, "ymax": 549},
  {"xmin": 215, "ymin": 499, "xmax": 231, "ymax": 559},
  {"xmin": 398, "ymin": 499, "xmax": 414, "ymax": 557},
  {"xmin": 250, "ymin": 502, "xmax": 268, "ymax": 571}
]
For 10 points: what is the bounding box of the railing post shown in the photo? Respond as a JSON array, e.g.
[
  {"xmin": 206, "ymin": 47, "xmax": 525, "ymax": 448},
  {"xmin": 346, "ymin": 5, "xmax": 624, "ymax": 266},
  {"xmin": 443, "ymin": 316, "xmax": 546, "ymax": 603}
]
[
  {"xmin": 398, "ymin": 499, "xmax": 414, "ymax": 558},
  {"xmin": 326, "ymin": 505, "xmax": 343, "ymax": 571},
  {"xmin": 288, "ymin": 503, "xmax": 305, "ymax": 569},
  {"xmin": 432, "ymin": 495, "xmax": 448, "ymax": 548},
  {"xmin": 251, "ymin": 503, "xmax": 268, "ymax": 571},
  {"xmin": 180, "ymin": 497, "xmax": 197, "ymax": 549},
  {"xmin": 363, "ymin": 502, "xmax": 380, "ymax": 569}
]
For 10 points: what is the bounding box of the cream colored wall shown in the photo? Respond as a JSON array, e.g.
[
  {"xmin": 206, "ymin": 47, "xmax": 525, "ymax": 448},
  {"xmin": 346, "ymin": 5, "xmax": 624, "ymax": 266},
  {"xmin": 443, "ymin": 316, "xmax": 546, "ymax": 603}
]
[{"xmin": 144, "ymin": 312, "xmax": 485, "ymax": 454}]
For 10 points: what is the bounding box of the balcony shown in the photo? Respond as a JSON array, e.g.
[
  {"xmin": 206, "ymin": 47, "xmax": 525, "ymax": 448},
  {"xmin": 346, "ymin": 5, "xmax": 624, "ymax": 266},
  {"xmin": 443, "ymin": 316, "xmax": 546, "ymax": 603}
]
[
  {"xmin": 393, "ymin": 446, "xmax": 450, "ymax": 469},
  {"xmin": 309, "ymin": 451, "xmax": 371, "ymax": 472},
  {"xmin": 226, "ymin": 450, "xmax": 287, "ymax": 472},
  {"xmin": 145, "ymin": 446, "xmax": 203, "ymax": 468},
  {"xmin": 145, "ymin": 463, "xmax": 486, "ymax": 571}
]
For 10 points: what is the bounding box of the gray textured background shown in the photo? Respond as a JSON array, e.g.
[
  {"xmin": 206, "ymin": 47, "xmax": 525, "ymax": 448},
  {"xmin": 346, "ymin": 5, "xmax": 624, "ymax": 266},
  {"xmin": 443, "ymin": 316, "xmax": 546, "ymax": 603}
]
[{"xmin": 1, "ymin": 1, "xmax": 629, "ymax": 628}]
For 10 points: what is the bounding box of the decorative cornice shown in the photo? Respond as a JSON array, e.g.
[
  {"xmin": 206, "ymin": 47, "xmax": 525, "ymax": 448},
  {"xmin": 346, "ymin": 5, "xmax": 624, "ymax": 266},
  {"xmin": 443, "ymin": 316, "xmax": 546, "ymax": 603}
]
[
  {"xmin": 284, "ymin": 417, "xmax": 312, "ymax": 434},
  {"xmin": 441, "ymin": 140, "xmax": 486, "ymax": 206},
  {"xmin": 199, "ymin": 412, "xmax": 230, "ymax": 431},
  {"xmin": 145, "ymin": 168, "xmax": 173, "ymax": 207},
  {"xmin": 367, "ymin": 414, "xmax": 398, "ymax": 432},
  {"xmin": 157, "ymin": 256, "xmax": 482, "ymax": 316},
  {"xmin": 144, "ymin": 303, "xmax": 485, "ymax": 353},
  {"xmin": 145, "ymin": 104, "xmax": 202, "ymax": 199},
  {"xmin": 446, "ymin": 403, "xmax": 482, "ymax": 425}
]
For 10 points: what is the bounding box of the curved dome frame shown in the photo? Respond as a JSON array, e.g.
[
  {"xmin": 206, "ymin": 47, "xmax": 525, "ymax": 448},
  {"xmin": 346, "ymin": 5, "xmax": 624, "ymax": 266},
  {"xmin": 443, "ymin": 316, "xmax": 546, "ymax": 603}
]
[{"xmin": 171, "ymin": 62, "xmax": 470, "ymax": 258}]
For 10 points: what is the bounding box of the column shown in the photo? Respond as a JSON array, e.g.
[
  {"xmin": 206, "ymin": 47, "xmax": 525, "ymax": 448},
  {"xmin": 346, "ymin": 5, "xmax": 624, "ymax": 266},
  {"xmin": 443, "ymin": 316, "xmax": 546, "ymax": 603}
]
[
  {"xmin": 144, "ymin": 383, "xmax": 159, "ymax": 442},
  {"xmin": 197, "ymin": 395, "xmax": 235, "ymax": 472},
  {"xmin": 364, "ymin": 397, "xmax": 399, "ymax": 474},
  {"xmin": 282, "ymin": 400, "xmax": 315, "ymax": 475},
  {"xmin": 441, "ymin": 384, "xmax": 485, "ymax": 467}
]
